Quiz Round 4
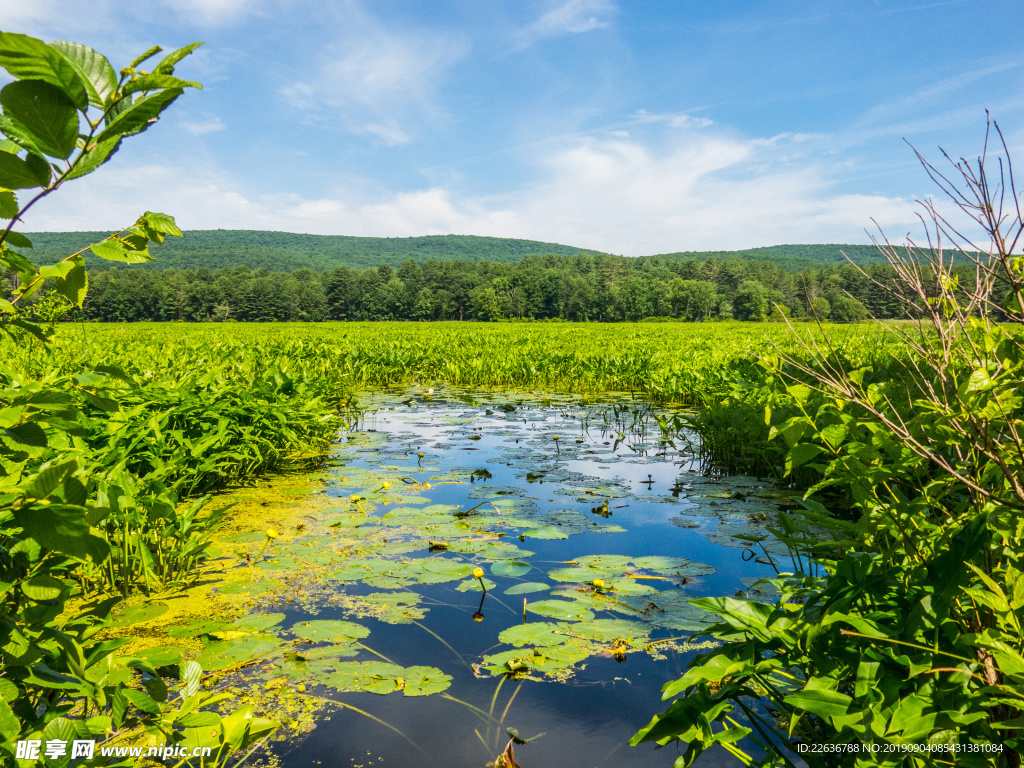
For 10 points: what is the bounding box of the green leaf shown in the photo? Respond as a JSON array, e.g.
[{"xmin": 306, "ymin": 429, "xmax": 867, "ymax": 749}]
[
  {"xmin": 53, "ymin": 255, "xmax": 87, "ymax": 307},
  {"xmin": 504, "ymin": 582, "xmax": 550, "ymax": 595},
  {"xmin": 0, "ymin": 148, "xmax": 50, "ymax": 189},
  {"xmin": 1, "ymin": 244, "xmax": 36, "ymax": 276},
  {"xmin": 136, "ymin": 645, "xmax": 183, "ymax": 668},
  {"xmin": 2, "ymin": 316, "xmax": 51, "ymax": 342},
  {"xmin": 290, "ymin": 620, "xmax": 369, "ymax": 643},
  {"xmin": 124, "ymin": 688, "xmax": 161, "ymax": 714},
  {"xmin": 195, "ymin": 634, "xmax": 280, "ymax": 671},
  {"xmin": 178, "ymin": 710, "xmax": 220, "ymax": 728},
  {"xmin": 4, "ymin": 230, "xmax": 30, "ymax": 248},
  {"xmin": 139, "ymin": 210, "xmax": 182, "ymax": 237},
  {"xmin": 526, "ymin": 599, "xmax": 595, "ymax": 622},
  {"xmin": 66, "ymin": 135, "xmax": 121, "ymax": 180},
  {"xmin": 0, "ymin": 189, "xmax": 16, "ymax": 218},
  {"xmin": 491, "ymin": 560, "xmax": 532, "ymax": 578},
  {"xmin": 38, "ymin": 259, "xmax": 75, "ymax": 280},
  {"xmin": 22, "ymin": 574, "xmax": 66, "ymax": 601},
  {"xmin": 122, "ymin": 73, "xmax": 201, "ymax": 97},
  {"xmin": 22, "ymin": 458, "xmax": 77, "ymax": 500},
  {"xmin": 0, "ymin": 80, "xmax": 78, "ymax": 159},
  {"xmin": 90, "ymin": 237, "xmax": 154, "ymax": 263},
  {"xmin": 5, "ymin": 421, "xmax": 48, "ymax": 448},
  {"xmin": 0, "ymin": 113, "xmax": 45, "ymax": 156},
  {"xmin": 97, "ymin": 88, "xmax": 183, "ymax": 143},
  {"xmin": 49, "ymin": 41, "xmax": 118, "ymax": 108},
  {"xmin": 12, "ymin": 504, "xmax": 110, "ymax": 563},
  {"xmin": 0, "ymin": 700, "xmax": 19, "ymax": 741},
  {"xmin": 42, "ymin": 717, "xmax": 86, "ymax": 766},
  {"xmin": 784, "ymin": 687, "xmax": 853, "ymax": 719},
  {"xmin": 400, "ymin": 665, "xmax": 452, "ymax": 696},
  {"xmin": 786, "ymin": 442, "xmax": 823, "ymax": 474},
  {"xmin": 153, "ymin": 42, "xmax": 205, "ymax": 75},
  {"xmin": 128, "ymin": 45, "xmax": 163, "ymax": 70},
  {"xmin": 498, "ymin": 622, "xmax": 567, "ymax": 647},
  {"xmin": 180, "ymin": 660, "xmax": 202, "ymax": 697},
  {"xmin": 0, "ymin": 32, "xmax": 88, "ymax": 109}
]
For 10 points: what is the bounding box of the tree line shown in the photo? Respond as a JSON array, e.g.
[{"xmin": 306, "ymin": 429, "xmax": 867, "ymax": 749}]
[{"xmin": 8, "ymin": 251, "xmax": 989, "ymax": 324}]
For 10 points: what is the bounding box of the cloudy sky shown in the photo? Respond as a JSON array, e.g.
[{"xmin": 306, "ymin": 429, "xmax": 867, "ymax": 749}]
[{"xmin": 2, "ymin": 0, "xmax": 1021, "ymax": 254}]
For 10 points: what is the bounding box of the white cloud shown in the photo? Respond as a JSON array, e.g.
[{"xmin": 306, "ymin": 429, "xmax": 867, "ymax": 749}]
[
  {"xmin": 180, "ymin": 114, "xmax": 226, "ymax": 135},
  {"xmin": 279, "ymin": 8, "xmax": 468, "ymax": 145},
  {"xmin": 521, "ymin": 0, "xmax": 616, "ymax": 43},
  {"xmin": 160, "ymin": 0, "xmax": 262, "ymax": 26},
  {"xmin": 319, "ymin": 35, "xmax": 466, "ymax": 111},
  {"xmin": 20, "ymin": 129, "xmax": 924, "ymax": 255},
  {"xmin": 0, "ymin": 0, "xmax": 123, "ymax": 37},
  {"xmin": 354, "ymin": 123, "xmax": 413, "ymax": 146},
  {"xmin": 633, "ymin": 109, "xmax": 714, "ymax": 129}
]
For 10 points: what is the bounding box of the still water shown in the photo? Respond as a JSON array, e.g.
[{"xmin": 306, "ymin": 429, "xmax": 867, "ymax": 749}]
[{"xmin": 238, "ymin": 390, "xmax": 791, "ymax": 768}]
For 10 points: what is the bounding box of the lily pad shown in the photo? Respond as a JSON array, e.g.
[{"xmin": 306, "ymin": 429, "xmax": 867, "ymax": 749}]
[
  {"xmin": 316, "ymin": 660, "xmax": 451, "ymax": 697},
  {"xmin": 195, "ymin": 634, "xmax": 281, "ymax": 671},
  {"xmin": 498, "ymin": 622, "xmax": 567, "ymax": 647},
  {"xmin": 563, "ymin": 618, "xmax": 648, "ymax": 642},
  {"xmin": 456, "ymin": 577, "xmax": 497, "ymax": 592},
  {"xmin": 521, "ymin": 527, "xmax": 569, "ymax": 540},
  {"xmin": 526, "ymin": 599, "xmax": 595, "ymax": 622},
  {"xmin": 291, "ymin": 620, "xmax": 370, "ymax": 643},
  {"xmin": 504, "ymin": 582, "xmax": 550, "ymax": 595},
  {"xmin": 490, "ymin": 561, "xmax": 533, "ymax": 578}
]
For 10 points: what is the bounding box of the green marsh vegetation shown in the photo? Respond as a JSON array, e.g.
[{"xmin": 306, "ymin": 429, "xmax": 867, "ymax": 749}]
[{"xmin": 0, "ymin": 32, "xmax": 354, "ymax": 767}]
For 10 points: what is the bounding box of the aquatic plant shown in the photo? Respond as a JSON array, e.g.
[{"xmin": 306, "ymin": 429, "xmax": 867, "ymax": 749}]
[{"xmin": 634, "ymin": 120, "xmax": 1024, "ymax": 766}]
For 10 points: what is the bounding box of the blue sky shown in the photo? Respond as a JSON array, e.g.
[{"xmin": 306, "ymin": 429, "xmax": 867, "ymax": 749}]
[{"xmin": 2, "ymin": 0, "xmax": 1022, "ymax": 254}]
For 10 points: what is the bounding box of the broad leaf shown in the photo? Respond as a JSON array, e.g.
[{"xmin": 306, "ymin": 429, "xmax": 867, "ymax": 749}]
[
  {"xmin": 90, "ymin": 237, "xmax": 154, "ymax": 263},
  {"xmin": 290, "ymin": 620, "xmax": 369, "ymax": 643},
  {"xmin": 0, "ymin": 32, "xmax": 88, "ymax": 109},
  {"xmin": 122, "ymin": 74, "xmax": 201, "ymax": 97},
  {"xmin": 97, "ymin": 88, "xmax": 183, "ymax": 142},
  {"xmin": 139, "ymin": 210, "xmax": 182, "ymax": 237},
  {"xmin": 22, "ymin": 574, "xmax": 66, "ymax": 601},
  {"xmin": 52, "ymin": 254, "xmax": 87, "ymax": 306},
  {"xmin": 4, "ymin": 231, "xmax": 30, "ymax": 248},
  {"xmin": 0, "ymin": 189, "xmax": 16, "ymax": 218},
  {"xmin": 0, "ymin": 80, "xmax": 78, "ymax": 159},
  {"xmin": 0, "ymin": 148, "xmax": 50, "ymax": 189},
  {"xmin": 67, "ymin": 135, "xmax": 122, "ymax": 180},
  {"xmin": 12, "ymin": 504, "xmax": 110, "ymax": 563},
  {"xmin": 22, "ymin": 458, "xmax": 77, "ymax": 500},
  {"xmin": 49, "ymin": 41, "xmax": 118, "ymax": 108}
]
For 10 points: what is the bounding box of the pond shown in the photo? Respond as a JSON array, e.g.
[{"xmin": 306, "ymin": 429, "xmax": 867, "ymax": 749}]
[{"xmin": 211, "ymin": 389, "xmax": 796, "ymax": 767}]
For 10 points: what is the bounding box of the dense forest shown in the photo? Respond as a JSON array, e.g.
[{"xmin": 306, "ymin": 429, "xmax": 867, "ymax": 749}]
[
  {"xmin": 34, "ymin": 251, "xmax": 981, "ymax": 323},
  {"xmin": 8, "ymin": 230, "xmax": 984, "ymax": 324},
  {"xmin": 21, "ymin": 230, "xmax": 890, "ymax": 273},
  {"xmin": 22, "ymin": 231, "xmax": 606, "ymax": 271}
]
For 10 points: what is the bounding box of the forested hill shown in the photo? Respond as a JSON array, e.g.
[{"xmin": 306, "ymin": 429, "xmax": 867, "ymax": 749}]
[
  {"xmin": 19, "ymin": 229, "xmax": 892, "ymax": 272},
  {"xmin": 651, "ymin": 244, "xmax": 889, "ymax": 272},
  {"xmin": 22, "ymin": 231, "xmax": 606, "ymax": 271}
]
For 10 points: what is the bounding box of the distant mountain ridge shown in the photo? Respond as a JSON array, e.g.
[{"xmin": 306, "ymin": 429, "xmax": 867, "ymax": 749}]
[
  {"xmin": 21, "ymin": 231, "xmax": 608, "ymax": 272},
  {"xmin": 19, "ymin": 230, "xmax": 886, "ymax": 273}
]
